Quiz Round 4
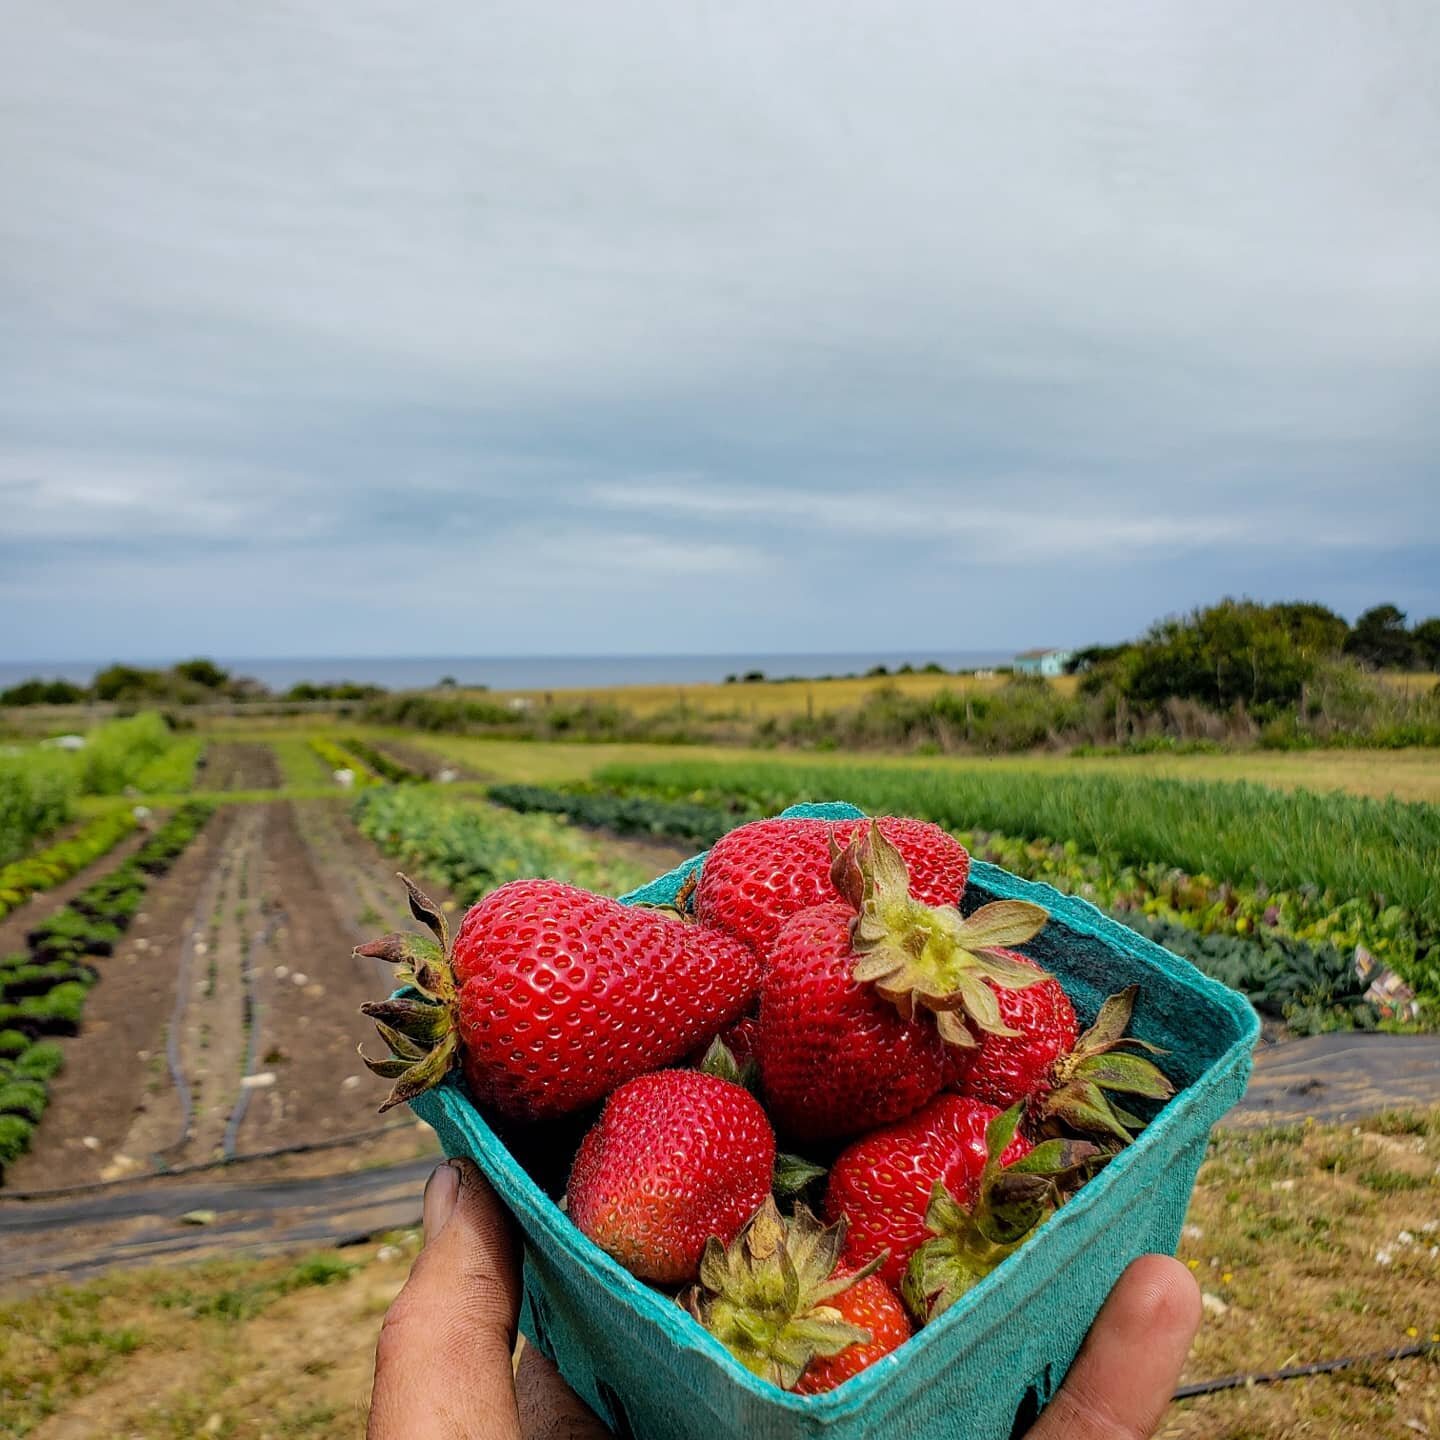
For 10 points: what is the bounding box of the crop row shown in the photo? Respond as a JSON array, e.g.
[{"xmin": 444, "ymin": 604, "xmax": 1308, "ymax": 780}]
[
  {"xmin": 309, "ymin": 738, "xmax": 378, "ymax": 786},
  {"xmin": 0, "ymin": 802, "xmax": 213, "ymax": 1177},
  {"xmin": 493, "ymin": 780, "xmax": 1416, "ymax": 1029},
  {"xmin": 0, "ymin": 1038, "xmax": 64, "ymax": 1170},
  {"xmin": 595, "ymin": 759, "xmax": 1440, "ymax": 922},
  {"xmin": 352, "ymin": 788, "xmax": 649, "ymax": 907},
  {"xmin": 340, "ymin": 737, "xmax": 422, "ymax": 785},
  {"xmin": 0, "ymin": 808, "xmax": 138, "ymax": 921},
  {"xmin": 596, "ymin": 760, "xmax": 1438, "ymax": 979},
  {"xmin": 487, "ymin": 783, "xmax": 746, "ymax": 848}
]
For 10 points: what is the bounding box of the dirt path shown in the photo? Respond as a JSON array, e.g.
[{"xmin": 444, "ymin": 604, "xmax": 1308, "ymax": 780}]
[
  {"xmin": 230, "ymin": 801, "xmax": 401, "ymax": 1152},
  {"xmin": 2, "ymin": 808, "xmax": 236, "ymax": 1191},
  {"xmin": 4, "ymin": 800, "xmax": 411, "ymax": 1191}
]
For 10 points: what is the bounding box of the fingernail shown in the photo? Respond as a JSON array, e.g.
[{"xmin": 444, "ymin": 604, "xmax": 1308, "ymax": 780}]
[{"xmin": 423, "ymin": 1160, "xmax": 461, "ymax": 1243}]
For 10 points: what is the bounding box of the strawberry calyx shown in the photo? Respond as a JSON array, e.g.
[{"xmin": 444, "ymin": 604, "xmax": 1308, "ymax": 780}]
[
  {"xmin": 683, "ymin": 1197, "xmax": 887, "ymax": 1390},
  {"xmin": 1033, "ymin": 986, "xmax": 1175, "ymax": 1144},
  {"xmin": 900, "ymin": 1103, "xmax": 1101, "ymax": 1323},
  {"xmin": 830, "ymin": 824, "xmax": 1049, "ymax": 1048},
  {"xmin": 356, "ymin": 875, "xmax": 460, "ymax": 1111}
]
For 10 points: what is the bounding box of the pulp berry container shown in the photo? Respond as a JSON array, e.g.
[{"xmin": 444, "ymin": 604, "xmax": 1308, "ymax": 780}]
[{"xmin": 409, "ymin": 802, "xmax": 1260, "ymax": 1440}]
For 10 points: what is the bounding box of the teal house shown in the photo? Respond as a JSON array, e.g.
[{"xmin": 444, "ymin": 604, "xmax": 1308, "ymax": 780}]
[{"xmin": 1013, "ymin": 647, "xmax": 1073, "ymax": 677}]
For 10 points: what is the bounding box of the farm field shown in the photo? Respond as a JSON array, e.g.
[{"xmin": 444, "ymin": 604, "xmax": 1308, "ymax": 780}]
[
  {"xmin": 399, "ymin": 730, "xmax": 1440, "ymax": 802},
  {"xmin": 0, "ymin": 713, "xmax": 1437, "ymax": 1438},
  {"xmin": 453, "ymin": 667, "xmax": 1081, "ymax": 717}
]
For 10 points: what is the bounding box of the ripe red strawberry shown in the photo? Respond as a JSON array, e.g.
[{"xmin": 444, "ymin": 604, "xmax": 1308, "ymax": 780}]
[
  {"xmin": 683, "ymin": 1198, "xmax": 888, "ymax": 1390},
  {"xmin": 824, "ymin": 1095, "xmax": 1032, "ymax": 1289},
  {"xmin": 358, "ymin": 876, "xmax": 759, "ymax": 1120},
  {"xmin": 757, "ymin": 901, "xmax": 949, "ymax": 1139},
  {"xmin": 952, "ymin": 973, "xmax": 1175, "ymax": 1145},
  {"xmin": 794, "ymin": 1274, "xmax": 913, "ymax": 1394},
  {"xmin": 944, "ymin": 951, "xmax": 1076, "ymax": 1105},
  {"xmin": 900, "ymin": 1106, "xmax": 1100, "ymax": 1322},
  {"xmin": 696, "ymin": 815, "xmax": 970, "ymax": 953},
  {"xmin": 755, "ymin": 825, "xmax": 1049, "ymax": 1140},
  {"xmin": 566, "ymin": 1070, "xmax": 775, "ymax": 1285}
]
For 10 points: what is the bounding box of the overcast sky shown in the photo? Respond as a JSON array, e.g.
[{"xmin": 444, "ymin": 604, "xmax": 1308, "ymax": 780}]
[{"xmin": 3, "ymin": 1, "xmax": 1438, "ymax": 662}]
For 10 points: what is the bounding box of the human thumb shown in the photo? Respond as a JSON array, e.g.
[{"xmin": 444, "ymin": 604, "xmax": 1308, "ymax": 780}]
[{"xmin": 368, "ymin": 1158, "xmax": 523, "ymax": 1439}]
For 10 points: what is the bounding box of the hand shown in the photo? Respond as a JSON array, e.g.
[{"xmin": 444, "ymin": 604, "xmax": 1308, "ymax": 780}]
[{"xmin": 368, "ymin": 1158, "xmax": 1201, "ymax": 1439}]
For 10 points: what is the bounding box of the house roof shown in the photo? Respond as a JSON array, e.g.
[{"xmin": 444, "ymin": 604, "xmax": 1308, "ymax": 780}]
[{"xmin": 1014, "ymin": 647, "xmax": 1069, "ymax": 660}]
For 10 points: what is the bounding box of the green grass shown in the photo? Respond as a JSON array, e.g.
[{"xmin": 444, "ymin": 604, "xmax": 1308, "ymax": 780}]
[{"xmin": 267, "ymin": 737, "xmax": 347, "ymax": 791}]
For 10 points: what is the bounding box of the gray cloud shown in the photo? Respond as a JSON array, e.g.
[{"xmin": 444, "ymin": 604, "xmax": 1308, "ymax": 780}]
[{"xmin": 2, "ymin": 1, "xmax": 1438, "ymax": 660}]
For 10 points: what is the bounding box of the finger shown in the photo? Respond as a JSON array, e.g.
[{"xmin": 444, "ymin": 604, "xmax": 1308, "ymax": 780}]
[
  {"xmin": 515, "ymin": 1344, "xmax": 613, "ymax": 1439},
  {"xmin": 1027, "ymin": 1254, "xmax": 1201, "ymax": 1440},
  {"xmin": 368, "ymin": 1158, "xmax": 523, "ymax": 1440}
]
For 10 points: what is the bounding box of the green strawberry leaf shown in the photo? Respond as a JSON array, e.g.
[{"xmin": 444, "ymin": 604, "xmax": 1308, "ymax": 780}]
[{"xmin": 773, "ymin": 1153, "xmax": 828, "ymax": 1196}]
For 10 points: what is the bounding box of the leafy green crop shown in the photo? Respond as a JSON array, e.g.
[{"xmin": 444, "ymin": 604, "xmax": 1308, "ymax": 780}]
[
  {"xmin": 488, "ymin": 783, "xmax": 750, "ymax": 848},
  {"xmin": 352, "ymin": 788, "xmax": 649, "ymax": 905},
  {"xmin": 341, "ymin": 738, "xmax": 421, "ymax": 784},
  {"xmin": 598, "ymin": 759, "xmax": 1439, "ymax": 994}
]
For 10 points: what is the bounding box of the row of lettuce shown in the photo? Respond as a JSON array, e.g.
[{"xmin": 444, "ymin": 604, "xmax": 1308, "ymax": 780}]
[
  {"xmin": 0, "ymin": 804, "xmax": 213, "ymax": 1175},
  {"xmin": 0, "ymin": 713, "xmax": 202, "ymax": 868},
  {"xmin": 486, "ymin": 767, "xmax": 1438, "ymax": 1033}
]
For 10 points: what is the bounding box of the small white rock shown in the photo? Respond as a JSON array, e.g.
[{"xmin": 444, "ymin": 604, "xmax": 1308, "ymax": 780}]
[
  {"xmin": 239, "ymin": 1072, "xmax": 276, "ymax": 1090},
  {"xmin": 291, "ymin": 972, "xmax": 309, "ymax": 986},
  {"xmin": 194, "ymin": 941, "xmax": 208, "ymax": 955},
  {"xmin": 342, "ymin": 1075, "xmax": 361, "ymax": 1091},
  {"xmin": 274, "ymin": 965, "xmax": 289, "ymax": 979},
  {"xmin": 1201, "ymin": 1293, "xmax": 1229, "ymax": 1316},
  {"xmin": 81, "ymin": 1135, "xmax": 100, "ymax": 1151}
]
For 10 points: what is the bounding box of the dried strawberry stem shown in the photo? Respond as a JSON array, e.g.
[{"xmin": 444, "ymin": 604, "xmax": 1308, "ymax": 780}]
[{"xmin": 356, "ymin": 874, "xmax": 460, "ymax": 1110}]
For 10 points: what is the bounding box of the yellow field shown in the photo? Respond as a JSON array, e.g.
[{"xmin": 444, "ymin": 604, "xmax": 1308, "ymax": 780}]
[
  {"xmin": 404, "ymin": 733, "xmax": 1440, "ymax": 803},
  {"xmin": 461, "ymin": 669, "xmax": 1079, "ymax": 719}
]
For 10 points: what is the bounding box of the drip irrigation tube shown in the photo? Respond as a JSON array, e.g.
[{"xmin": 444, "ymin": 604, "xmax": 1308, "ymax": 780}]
[
  {"xmin": 4, "ymin": 1120, "xmax": 417, "ymax": 1201},
  {"xmin": 1175, "ymin": 1341, "xmax": 1438, "ymax": 1399},
  {"xmin": 153, "ymin": 837, "xmax": 230, "ymax": 1167},
  {"xmin": 221, "ymin": 896, "xmax": 284, "ymax": 1158}
]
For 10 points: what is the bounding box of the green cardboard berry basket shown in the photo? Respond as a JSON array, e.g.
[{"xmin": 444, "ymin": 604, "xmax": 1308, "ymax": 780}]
[{"xmin": 409, "ymin": 802, "xmax": 1260, "ymax": 1440}]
